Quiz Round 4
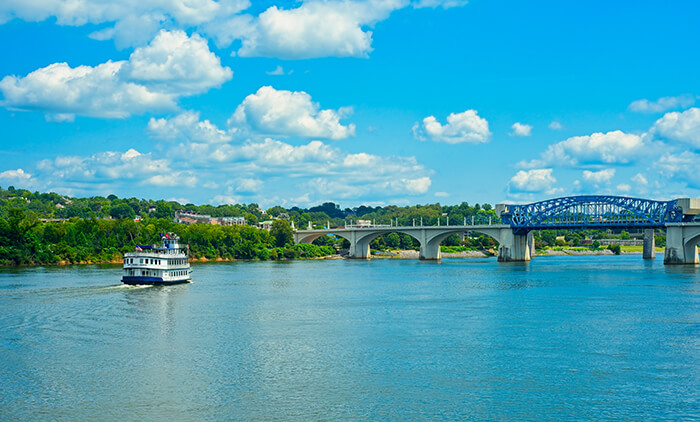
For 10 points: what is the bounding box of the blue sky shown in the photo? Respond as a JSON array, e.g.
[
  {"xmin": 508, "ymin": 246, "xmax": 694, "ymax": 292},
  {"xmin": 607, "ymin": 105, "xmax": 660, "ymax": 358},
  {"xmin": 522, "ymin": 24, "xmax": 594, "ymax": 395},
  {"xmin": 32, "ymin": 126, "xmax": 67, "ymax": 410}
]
[{"xmin": 0, "ymin": 0, "xmax": 699, "ymax": 207}]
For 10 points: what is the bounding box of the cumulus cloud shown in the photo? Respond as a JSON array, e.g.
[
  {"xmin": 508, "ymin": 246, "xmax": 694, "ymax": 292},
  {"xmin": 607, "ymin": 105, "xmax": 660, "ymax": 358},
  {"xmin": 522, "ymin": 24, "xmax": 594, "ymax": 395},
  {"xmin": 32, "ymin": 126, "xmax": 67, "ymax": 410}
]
[
  {"xmin": 0, "ymin": 30, "xmax": 231, "ymax": 120},
  {"xmin": 35, "ymin": 148, "xmax": 180, "ymax": 187},
  {"xmin": 413, "ymin": 109, "xmax": 491, "ymax": 144},
  {"xmin": 0, "ymin": 168, "xmax": 34, "ymax": 187},
  {"xmin": 1, "ymin": 0, "xmax": 469, "ymax": 57},
  {"xmin": 122, "ymin": 31, "xmax": 232, "ymax": 95},
  {"xmin": 651, "ymin": 107, "xmax": 700, "ymax": 148},
  {"xmin": 518, "ymin": 130, "xmax": 646, "ymax": 168},
  {"xmin": 582, "ymin": 168, "xmax": 615, "ymax": 184},
  {"xmin": 148, "ymin": 111, "xmax": 233, "ymax": 143},
  {"xmin": 628, "ymin": 94, "xmax": 695, "ymax": 114},
  {"xmin": 510, "ymin": 122, "xmax": 532, "ymax": 137},
  {"xmin": 228, "ymin": 178, "xmax": 263, "ymax": 193},
  {"xmin": 230, "ymin": 86, "xmax": 356, "ymax": 140},
  {"xmin": 548, "ymin": 121, "xmax": 563, "ymax": 130},
  {"xmin": 507, "ymin": 169, "xmax": 559, "ymax": 194},
  {"xmin": 655, "ymin": 151, "xmax": 700, "ymax": 188},
  {"xmin": 0, "ymin": 0, "xmax": 252, "ymax": 48}
]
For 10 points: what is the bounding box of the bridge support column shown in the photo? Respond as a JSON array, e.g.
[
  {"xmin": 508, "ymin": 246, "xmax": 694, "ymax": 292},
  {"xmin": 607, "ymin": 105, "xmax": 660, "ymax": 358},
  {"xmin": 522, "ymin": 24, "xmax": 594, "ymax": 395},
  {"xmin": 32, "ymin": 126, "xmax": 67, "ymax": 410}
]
[
  {"xmin": 643, "ymin": 229, "xmax": 655, "ymax": 260},
  {"xmin": 528, "ymin": 231, "xmax": 535, "ymax": 258},
  {"xmin": 664, "ymin": 225, "xmax": 699, "ymax": 265},
  {"xmin": 347, "ymin": 231, "xmax": 371, "ymax": 259},
  {"xmin": 497, "ymin": 229, "xmax": 531, "ymax": 262}
]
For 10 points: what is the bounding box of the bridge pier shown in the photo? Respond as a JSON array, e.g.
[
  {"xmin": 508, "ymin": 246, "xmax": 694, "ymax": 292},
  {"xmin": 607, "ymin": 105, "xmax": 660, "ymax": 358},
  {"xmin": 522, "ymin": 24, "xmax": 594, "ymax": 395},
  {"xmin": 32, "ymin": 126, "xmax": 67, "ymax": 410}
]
[
  {"xmin": 497, "ymin": 229, "xmax": 532, "ymax": 262},
  {"xmin": 664, "ymin": 224, "xmax": 700, "ymax": 265},
  {"xmin": 643, "ymin": 229, "xmax": 655, "ymax": 260},
  {"xmin": 348, "ymin": 231, "xmax": 372, "ymax": 259}
]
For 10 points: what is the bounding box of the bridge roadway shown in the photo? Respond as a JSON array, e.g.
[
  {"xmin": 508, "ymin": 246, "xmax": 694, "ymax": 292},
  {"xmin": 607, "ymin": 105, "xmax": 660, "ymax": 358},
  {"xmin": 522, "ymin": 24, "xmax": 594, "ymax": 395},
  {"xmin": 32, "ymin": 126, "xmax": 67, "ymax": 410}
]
[
  {"xmin": 295, "ymin": 224, "xmax": 533, "ymax": 262},
  {"xmin": 294, "ymin": 222, "xmax": 700, "ymax": 263}
]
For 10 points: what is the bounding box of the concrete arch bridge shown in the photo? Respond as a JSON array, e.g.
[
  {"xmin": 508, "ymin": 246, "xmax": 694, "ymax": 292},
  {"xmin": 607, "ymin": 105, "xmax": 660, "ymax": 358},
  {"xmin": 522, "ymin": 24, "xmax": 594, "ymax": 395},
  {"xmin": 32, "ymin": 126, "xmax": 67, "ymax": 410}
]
[{"xmin": 293, "ymin": 195, "xmax": 700, "ymax": 264}]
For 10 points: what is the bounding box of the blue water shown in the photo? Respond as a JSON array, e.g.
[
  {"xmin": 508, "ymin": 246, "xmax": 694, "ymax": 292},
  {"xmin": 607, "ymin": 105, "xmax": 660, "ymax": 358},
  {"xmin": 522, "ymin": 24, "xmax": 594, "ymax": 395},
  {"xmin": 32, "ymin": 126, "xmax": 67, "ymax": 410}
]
[{"xmin": 1, "ymin": 255, "xmax": 698, "ymax": 420}]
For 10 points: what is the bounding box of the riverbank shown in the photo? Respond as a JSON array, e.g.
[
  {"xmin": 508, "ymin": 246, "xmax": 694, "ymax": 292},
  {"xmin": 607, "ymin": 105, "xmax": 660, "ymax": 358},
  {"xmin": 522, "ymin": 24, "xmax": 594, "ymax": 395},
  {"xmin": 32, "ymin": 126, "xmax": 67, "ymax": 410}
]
[{"xmin": 370, "ymin": 246, "xmax": 665, "ymax": 259}]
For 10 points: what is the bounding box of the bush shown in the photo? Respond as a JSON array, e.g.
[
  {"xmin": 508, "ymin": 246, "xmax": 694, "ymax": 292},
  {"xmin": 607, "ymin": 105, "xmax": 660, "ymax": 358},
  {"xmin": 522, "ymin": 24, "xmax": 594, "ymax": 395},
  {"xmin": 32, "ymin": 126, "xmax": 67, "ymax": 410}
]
[{"xmin": 607, "ymin": 244, "xmax": 621, "ymax": 255}]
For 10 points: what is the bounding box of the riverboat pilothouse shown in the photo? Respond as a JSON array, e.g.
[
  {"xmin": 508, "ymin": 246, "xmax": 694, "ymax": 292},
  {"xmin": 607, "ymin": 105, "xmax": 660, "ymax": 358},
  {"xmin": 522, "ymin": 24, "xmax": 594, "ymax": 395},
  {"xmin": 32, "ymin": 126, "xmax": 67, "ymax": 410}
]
[{"xmin": 122, "ymin": 233, "xmax": 191, "ymax": 285}]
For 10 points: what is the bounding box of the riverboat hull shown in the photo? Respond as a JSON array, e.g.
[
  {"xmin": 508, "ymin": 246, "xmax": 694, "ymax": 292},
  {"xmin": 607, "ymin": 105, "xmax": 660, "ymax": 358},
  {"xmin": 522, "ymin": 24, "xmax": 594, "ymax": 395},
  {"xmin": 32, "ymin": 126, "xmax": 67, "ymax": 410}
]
[{"xmin": 121, "ymin": 276, "xmax": 191, "ymax": 286}]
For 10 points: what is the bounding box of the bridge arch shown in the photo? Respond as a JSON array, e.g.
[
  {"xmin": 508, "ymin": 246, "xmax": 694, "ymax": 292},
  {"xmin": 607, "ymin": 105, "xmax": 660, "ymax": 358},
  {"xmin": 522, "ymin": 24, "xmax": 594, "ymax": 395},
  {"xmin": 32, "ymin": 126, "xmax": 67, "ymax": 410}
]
[
  {"xmin": 295, "ymin": 232, "xmax": 352, "ymax": 245},
  {"xmin": 348, "ymin": 229, "xmax": 424, "ymax": 259}
]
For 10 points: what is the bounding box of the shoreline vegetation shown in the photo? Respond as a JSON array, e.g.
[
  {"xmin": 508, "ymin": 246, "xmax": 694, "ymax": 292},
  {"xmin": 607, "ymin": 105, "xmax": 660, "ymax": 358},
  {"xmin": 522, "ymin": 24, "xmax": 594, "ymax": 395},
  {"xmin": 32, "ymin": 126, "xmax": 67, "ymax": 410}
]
[
  {"xmin": 0, "ymin": 186, "xmax": 666, "ymax": 267},
  {"xmin": 5, "ymin": 245, "xmax": 661, "ymax": 267}
]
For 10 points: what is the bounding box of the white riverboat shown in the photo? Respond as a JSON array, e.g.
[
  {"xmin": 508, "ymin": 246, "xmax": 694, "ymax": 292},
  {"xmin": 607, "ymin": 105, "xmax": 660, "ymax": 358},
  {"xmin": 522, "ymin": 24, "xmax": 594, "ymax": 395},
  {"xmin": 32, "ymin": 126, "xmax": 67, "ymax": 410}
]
[{"xmin": 122, "ymin": 233, "xmax": 191, "ymax": 285}]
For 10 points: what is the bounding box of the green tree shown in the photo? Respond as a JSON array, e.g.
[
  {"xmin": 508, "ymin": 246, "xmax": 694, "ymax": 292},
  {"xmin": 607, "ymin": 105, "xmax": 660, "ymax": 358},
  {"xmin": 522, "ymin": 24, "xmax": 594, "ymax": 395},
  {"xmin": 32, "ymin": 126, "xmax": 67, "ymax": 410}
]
[
  {"xmin": 270, "ymin": 220, "xmax": 294, "ymax": 247},
  {"xmin": 153, "ymin": 202, "xmax": 173, "ymax": 219},
  {"xmin": 110, "ymin": 203, "xmax": 135, "ymax": 220},
  {"xmin": 385, "ymin": 232, "xmax": 400, "ymax": 248}
]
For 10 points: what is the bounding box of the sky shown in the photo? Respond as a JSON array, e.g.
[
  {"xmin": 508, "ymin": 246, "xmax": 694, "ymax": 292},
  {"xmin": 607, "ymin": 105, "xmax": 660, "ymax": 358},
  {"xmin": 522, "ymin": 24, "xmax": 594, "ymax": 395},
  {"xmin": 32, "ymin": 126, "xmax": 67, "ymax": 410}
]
[{"xmin": 0, "ymin": 0, "xmax": 699, "ymax": 208}]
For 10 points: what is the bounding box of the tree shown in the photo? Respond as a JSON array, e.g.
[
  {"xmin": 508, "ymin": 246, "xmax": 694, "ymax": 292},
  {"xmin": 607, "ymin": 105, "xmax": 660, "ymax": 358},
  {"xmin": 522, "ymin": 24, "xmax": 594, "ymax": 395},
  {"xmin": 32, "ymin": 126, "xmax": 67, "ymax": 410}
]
[
  {"xmin": 270, "ymin": 220, "xmax": 294, "ymax": 247},
  {"xmin": 385, "ymin": 232, "xmax": 400, "ymax": 248},
  {"xmin": 153, "ymin": 202, "xmax": 173, "ymax": 219},
  {"xmin": 110, "ymin": 203, "xmax": 135, "ymax": 220}
]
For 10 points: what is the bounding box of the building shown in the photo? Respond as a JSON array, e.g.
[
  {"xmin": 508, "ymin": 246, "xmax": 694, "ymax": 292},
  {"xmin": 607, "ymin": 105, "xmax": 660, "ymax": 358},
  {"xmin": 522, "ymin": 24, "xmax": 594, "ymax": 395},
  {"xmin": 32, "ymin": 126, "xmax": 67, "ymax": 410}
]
[{"xmin": 175, "ymin": 210, "xmax": 246, "ymax": 226}]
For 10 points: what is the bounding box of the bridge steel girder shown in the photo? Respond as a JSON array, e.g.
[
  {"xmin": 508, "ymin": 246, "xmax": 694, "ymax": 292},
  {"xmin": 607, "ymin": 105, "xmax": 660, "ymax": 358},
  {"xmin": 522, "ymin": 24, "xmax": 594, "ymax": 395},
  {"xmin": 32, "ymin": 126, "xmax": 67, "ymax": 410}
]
[{"xmin": 664, "ymin": 223, "xmax": 700, "ymax": 265}]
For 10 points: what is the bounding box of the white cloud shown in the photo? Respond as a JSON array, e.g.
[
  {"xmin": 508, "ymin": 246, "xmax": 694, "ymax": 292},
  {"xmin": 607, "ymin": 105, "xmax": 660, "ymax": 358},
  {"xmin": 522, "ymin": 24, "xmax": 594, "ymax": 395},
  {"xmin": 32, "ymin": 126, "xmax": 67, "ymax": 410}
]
[
  {"xmin": 218, "ymin": 1, "xmax": 469, "ymax": 58},
  {"xmin": 265, "ymin": 65, "xmax": 286, "ymax": 75},
  {"xmin": 628, "ymin": 94, "xmax": 695, "ymax": 113},
  {"xmin": 148, "ymin": 111, "xmax": 233, "ymax": 143},
  {"xmin": 228, "ymin": 178, "xmax": 263, "ymax": 193},
  {"xmin": 435, "ymin": 191, "xmax": 449, "ymax": 197},
  {"xmin": 519, "ymin": 130, "xmax": 646, "ymax": 168},
  {"xmin": 122, "ymin": 30, "xmax": 232, "ymax": 95},
  {"xmin": 166, "ymin": 131, "xmax": 432, "ymax": 199},
  {"xmin": 0, "ymin": 30, "xmax": 231, "ymax": 120},
  {"xmin": 144, "ymin": 172, "xmax": 197, "ymax": 187},
  {"xmin": 616, "ymin": 184, "xmax": 631, "ymax": 193},
  {"xmin": 36, "ymin": 148, "xmax": 174, "ymax": 185},
  {"xmin": 510, "ymin": 122, "xmax": 532, "ymax": 137},
  {"xmin": 582, "ymin": 168, "xmax": 615, "ymax": 184},
  {"xmin": 651, "ymin": 107, "xmax": 700, "ymax": 148},
  {"xmin": 0, "ymin": 0, "xmax": 252, "ymax": 48},
  {"xmin": 0, "ymin": 168, "xmax": 34, "ymax": 186},
  {"xmin": 413, "ymin": 109, "xmax": 491, "ymax": 144},
  {"xmin": 1, "ymin": 0, "xmax": 468, "ymax": 58},
  {"xmin": 655, "ymin": 151, "xmax": 700, "ymax": 188},
  {"xmin": 508, "ymin": 169, "xmax": 557, "ymax": 193},
  {"xmin": 631, "ymin": 173, "xmax": 648, "ymax": 186},
  {"xmin": 230, "ymin": 86, "xmax": 356, "ymax": 140},
  {"xmin": 548, "ymin": 121, "xmax": 563, "ymax": 130}
]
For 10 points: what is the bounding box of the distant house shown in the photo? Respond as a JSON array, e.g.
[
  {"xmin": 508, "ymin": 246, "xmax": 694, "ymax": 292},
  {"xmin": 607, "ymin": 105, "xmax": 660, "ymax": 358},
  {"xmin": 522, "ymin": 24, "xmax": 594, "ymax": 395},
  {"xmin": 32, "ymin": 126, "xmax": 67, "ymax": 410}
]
[
  {"xmin": 258, "ymin": 220, "xmax": 274, "ymax": 230},
  {"xmin": 175, "ymin": 210, "xmax": 246, "ymax": 226},
  {"xmin": 218, "ymin": 216, "xmax": 246, "ymax": 226}
]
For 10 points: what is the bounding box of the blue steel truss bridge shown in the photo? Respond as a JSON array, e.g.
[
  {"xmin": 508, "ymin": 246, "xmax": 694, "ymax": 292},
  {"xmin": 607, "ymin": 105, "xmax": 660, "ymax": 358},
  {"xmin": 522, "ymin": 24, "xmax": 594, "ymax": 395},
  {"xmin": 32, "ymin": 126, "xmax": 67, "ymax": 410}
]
[{"xmin": 497, "ymin": 195, "xmax": 685, "ymax": 234}]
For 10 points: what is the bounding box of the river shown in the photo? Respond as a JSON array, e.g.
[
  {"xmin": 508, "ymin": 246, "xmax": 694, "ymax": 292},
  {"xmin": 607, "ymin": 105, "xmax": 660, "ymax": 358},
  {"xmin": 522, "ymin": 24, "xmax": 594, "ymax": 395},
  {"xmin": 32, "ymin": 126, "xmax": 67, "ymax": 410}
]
[{"xmin": 1, "ymin": 255, "xmax": 698, "ymax": 420}]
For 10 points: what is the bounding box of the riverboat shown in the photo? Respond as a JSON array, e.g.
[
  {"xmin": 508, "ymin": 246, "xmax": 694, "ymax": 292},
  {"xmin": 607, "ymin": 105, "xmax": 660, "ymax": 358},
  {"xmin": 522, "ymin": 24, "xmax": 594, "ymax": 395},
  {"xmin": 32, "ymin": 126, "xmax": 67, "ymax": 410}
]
[{"xmin": 122, "ymin": 233, "xmax": 191, "ymax": 285}]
